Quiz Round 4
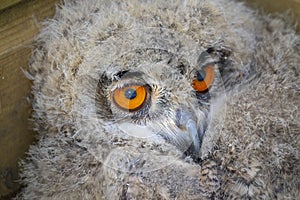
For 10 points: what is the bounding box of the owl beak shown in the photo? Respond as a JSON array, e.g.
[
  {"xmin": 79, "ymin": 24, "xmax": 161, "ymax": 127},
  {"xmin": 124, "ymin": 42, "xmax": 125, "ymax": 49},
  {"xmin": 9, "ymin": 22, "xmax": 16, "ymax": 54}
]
[
  {"xmin": 176, "ymin": 107, "xmax": 202, "ymax": 157},
  {"xmin": 186, "ymin": 119, "xmax": 200, "ymax": 156}
]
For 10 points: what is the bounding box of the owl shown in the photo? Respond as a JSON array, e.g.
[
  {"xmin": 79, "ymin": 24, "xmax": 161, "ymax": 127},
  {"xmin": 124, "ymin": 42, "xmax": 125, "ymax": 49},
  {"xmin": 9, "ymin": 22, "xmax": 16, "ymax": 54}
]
[{"xmin": 17, "ymin": 0, "xmax": 299, "ymax": 199}]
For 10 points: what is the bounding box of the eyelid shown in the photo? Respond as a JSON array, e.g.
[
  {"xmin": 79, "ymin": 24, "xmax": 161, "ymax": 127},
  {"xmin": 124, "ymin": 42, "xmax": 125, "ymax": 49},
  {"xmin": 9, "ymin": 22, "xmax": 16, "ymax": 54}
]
[
  {"xmin": 197, "ymin": 51, "xmax": 216, "ymax": 68},
  {"xmin": 113, "ymin": 71, "xmax": 145, "ymax": 80}
]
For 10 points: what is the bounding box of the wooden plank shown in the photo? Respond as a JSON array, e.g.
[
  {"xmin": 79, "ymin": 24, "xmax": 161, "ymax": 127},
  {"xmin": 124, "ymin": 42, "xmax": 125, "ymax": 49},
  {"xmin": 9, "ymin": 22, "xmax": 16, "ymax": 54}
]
[
  {"xmin": 243, "ymin": 0, "xmax": 300, "ymax": 32},
  {"xmin": 0, "ymin": 0, "xmax": 59, "ymax": 198},
  {"xmin": 0, "ymin": 0, "xmax": 23, "ymax": 11}
]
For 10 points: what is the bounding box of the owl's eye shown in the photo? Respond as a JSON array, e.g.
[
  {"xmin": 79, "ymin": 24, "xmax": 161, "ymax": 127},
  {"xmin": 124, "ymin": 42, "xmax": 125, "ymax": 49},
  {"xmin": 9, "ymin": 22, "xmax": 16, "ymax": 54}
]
[
  {"xmin": 192, "ymin": 65, "xmax": 214, "ymax": 92},
  {"xmin": 113, "ymin": 85, "xmax": 147, "ymax": 111}
]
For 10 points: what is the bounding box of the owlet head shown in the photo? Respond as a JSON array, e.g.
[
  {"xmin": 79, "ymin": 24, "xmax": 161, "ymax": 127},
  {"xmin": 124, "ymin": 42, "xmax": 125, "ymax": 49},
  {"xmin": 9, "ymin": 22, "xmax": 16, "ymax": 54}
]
[{"xmin": 73, "ymin": 28, "xmax": 227, "ymax": 162}]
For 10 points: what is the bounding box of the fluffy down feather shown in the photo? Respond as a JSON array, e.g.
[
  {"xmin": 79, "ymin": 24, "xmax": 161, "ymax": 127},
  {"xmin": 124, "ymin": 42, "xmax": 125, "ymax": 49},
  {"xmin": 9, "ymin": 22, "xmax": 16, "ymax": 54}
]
[{"xmin": 17, "ymin": 0, "xmax": 299, "ymax": 199}]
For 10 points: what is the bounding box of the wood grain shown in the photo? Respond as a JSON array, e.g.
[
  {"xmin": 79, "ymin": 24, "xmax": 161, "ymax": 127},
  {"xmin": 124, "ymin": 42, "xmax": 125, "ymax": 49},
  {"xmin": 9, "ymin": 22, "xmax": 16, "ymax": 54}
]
[
  {"xmin": 243, "ymin": 0, "xmax": 300, "ymax": 32},
  {"xmin": 0, "ymin": 0, "xmax": 23, "ymax": 11},
  {"xmin": 0, "ymin": 0, "xmax": 59, "ymax": 198}
]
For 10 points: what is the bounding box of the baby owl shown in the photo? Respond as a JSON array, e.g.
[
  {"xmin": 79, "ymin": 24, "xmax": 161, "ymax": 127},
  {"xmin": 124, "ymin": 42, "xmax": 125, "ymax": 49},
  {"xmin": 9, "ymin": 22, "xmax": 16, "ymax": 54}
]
[{"xmin": 18, "ymin": 0, "xmax": 299, "ymax": 199}]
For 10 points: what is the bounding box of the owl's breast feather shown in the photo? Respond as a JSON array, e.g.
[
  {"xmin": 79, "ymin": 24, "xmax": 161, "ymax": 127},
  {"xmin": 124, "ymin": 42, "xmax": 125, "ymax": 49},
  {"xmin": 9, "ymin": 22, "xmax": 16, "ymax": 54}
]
[
  {"xmin": 118, "ymin": 122, "xmax": 162, "ymax": 141},
  {"xmin": 116, "ymin": 107, "xmax": 203, "ymax": 158}
]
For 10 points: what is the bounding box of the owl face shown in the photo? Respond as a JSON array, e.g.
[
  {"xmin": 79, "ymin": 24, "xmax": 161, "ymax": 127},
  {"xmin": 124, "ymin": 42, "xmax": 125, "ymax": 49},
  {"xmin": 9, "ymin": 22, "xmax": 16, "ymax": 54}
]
[{"xmin": 84, "ymin": 33, "xmax": 225, "ymax": 157}]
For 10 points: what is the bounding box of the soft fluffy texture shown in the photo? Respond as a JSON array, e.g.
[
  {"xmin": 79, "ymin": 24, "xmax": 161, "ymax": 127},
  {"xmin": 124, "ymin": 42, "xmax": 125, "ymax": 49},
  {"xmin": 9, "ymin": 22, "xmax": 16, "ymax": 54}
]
[{"xmin": 18, "ymin": 0, "xmax": 299, "ymax": 199}]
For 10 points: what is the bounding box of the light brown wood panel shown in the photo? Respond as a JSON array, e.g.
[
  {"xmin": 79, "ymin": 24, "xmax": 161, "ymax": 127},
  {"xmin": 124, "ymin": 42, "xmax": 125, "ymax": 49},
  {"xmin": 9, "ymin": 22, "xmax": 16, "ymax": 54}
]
[
  {"xmin": 0, "ymin": 0, "xmax": 23, "ymax": 11},
  {"xmin": 243, "ymin": 0, "xmax": 300, "ymax": 32},
  {"xmin": 0, "ymin": 0, "xmax": 59, "ymax": 198}
]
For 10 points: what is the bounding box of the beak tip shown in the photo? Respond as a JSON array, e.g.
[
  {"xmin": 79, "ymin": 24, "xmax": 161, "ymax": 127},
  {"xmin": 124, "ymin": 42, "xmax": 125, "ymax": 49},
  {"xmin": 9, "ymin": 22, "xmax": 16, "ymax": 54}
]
[{"xmin": 186, "ymin": 119, "xmax": 201, "ymax": 157}]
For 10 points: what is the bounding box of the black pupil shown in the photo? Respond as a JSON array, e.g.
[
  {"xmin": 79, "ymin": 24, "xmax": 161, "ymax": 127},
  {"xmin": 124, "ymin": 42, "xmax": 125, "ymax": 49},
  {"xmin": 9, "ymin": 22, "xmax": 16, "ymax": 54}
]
[
  {"xmin": 197, "ymin": 70, "xmax": 206, "ymax": 81},
  {"xmin": 124, "ymin": 88, "xmax": 137, "ymax": 100}
]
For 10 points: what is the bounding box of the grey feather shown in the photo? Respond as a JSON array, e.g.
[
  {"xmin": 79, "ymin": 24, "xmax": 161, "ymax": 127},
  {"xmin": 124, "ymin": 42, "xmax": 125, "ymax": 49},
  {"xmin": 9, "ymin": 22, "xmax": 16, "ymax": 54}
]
[{"xmin": 17, "ymin": 0, "xmax": 299, "ymax": 199}]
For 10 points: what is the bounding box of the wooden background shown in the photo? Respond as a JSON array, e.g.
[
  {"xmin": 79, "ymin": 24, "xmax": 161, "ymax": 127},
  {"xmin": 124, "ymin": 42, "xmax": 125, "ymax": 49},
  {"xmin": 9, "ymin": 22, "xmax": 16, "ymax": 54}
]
[
  {"xmin": 0, "ymin": 0, "xmax": 299, "ymax": 198},
  {"xmin": 0, "ymin": 0, "xmax": 59, "ymax": 198}
]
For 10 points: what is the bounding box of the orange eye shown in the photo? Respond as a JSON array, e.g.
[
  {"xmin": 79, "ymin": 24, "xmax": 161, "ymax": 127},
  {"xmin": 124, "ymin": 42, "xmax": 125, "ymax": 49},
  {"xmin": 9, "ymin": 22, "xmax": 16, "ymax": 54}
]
[
  {"xmin": 113, "ymin": 85, "xmax": 147, "ymax": 111},
  {"xmin": 192, "ymin": 65, "xmax": 215, "ymax": 92}
]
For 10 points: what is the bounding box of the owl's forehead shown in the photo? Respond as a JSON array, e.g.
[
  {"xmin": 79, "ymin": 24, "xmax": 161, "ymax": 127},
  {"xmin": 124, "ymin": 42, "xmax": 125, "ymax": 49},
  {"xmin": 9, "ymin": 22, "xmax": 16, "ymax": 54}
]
[
  {"xmin": 83, "ymin": 26, "xmax": 209, "ymax": 77},
  {"xmin": 108, "ymin": 62, "xmax": 192, "ymax": 90},
  {"xmin": 136, "ymin": 62, "xmax": 181, "ymax": 77},
  {"xmin": 89, "ymin": 46, "xmax": 212, "ymax": 83}
]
